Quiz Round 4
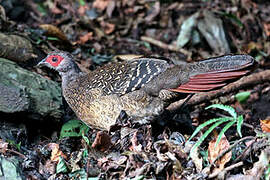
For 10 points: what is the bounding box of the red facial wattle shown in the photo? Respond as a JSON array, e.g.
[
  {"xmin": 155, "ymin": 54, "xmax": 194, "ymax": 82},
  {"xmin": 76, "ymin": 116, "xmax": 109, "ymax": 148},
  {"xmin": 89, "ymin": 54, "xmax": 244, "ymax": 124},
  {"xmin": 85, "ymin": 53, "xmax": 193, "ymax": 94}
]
[{"xmin": 46, "ymin": 55, "xmax": 64, "ymax": 67}]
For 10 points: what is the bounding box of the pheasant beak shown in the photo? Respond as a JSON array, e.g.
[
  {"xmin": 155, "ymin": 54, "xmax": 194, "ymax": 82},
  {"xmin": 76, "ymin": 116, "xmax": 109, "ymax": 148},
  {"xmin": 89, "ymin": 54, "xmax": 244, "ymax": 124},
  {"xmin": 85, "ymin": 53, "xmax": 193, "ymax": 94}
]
[{"xmin": 37, "ymin": 58, "xmax": 48, "ymax": 67}]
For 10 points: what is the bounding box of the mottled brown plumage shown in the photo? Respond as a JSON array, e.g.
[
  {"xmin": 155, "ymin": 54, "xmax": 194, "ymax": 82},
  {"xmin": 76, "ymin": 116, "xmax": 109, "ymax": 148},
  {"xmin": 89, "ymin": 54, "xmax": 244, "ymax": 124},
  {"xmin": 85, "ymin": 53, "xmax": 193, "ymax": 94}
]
[{"xmin": 38, "ymin": 51, "xmax": 255, "ymax": 130}]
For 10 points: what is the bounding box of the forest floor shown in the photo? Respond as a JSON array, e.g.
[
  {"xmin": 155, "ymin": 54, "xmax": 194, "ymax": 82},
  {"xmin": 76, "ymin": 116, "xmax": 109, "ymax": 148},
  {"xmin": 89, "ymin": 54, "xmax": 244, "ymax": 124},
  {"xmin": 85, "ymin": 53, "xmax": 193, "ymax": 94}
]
[{"xmin": 0, "ymin": 0, "xmax": 269, "ymax": 179}]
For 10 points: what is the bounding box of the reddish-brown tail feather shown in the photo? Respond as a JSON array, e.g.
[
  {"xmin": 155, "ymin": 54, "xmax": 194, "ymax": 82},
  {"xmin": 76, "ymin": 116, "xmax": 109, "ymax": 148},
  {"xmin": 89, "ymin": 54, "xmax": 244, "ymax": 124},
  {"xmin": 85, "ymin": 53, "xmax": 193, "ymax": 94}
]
[{"xmin": 170, "ymin": 68, "xmax": 252, "ymax": 93}]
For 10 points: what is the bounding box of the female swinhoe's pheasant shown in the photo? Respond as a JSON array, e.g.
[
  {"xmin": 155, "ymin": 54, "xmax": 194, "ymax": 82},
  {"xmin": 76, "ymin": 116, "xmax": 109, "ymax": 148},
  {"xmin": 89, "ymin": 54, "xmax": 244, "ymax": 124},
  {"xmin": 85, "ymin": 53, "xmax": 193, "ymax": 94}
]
[{"xmin": 38, "ymin": 51, "xmax": 254, "ymax": 130}]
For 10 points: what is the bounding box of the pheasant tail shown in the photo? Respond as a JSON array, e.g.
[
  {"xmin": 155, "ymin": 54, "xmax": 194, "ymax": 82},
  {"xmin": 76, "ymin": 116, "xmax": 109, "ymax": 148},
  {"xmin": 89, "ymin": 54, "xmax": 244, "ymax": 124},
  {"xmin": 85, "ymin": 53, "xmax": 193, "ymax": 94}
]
[{"xmin": 171, "ymin": 55, "xmax": 255, "ymax": 93}]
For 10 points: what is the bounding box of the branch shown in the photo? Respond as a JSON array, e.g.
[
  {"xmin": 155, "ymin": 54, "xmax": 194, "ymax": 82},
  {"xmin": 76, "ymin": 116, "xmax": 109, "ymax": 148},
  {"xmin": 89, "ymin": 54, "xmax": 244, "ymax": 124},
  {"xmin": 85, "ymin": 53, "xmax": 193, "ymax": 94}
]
[
  {"xmin": 208, "ymin": 161, "xmax": 244, "ymax": 179},
  {"xmin": 140, "ymin": 36, "xmax": 191, "ymax": 59}
]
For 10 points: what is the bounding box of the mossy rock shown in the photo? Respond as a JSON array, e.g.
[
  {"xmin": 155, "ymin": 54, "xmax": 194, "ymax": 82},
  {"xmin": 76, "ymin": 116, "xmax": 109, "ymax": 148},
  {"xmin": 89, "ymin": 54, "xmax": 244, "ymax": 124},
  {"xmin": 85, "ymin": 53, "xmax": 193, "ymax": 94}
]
[{"xmin": 0, "ymin": 58, "xmax": 63, "ymax": 119}]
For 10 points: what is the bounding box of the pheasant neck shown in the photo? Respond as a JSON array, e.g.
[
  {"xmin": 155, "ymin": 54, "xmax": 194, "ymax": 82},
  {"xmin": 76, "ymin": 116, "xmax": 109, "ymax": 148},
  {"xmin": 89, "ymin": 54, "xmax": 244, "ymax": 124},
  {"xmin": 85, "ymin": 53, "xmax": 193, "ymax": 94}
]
[{"xmin": 59, "ymin": 62, "xmax": 82, "ymax": 88}]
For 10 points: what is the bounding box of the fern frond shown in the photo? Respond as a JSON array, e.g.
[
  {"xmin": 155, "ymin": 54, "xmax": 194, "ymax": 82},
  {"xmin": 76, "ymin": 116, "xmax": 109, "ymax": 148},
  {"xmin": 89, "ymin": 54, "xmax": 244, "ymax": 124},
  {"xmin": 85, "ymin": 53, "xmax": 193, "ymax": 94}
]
[
  {"xmin": 190, "ymin": 119, "xmax": 230, "ymax": 154},
  {"xmin": 237, "ymin": 115, "xmax": 244, "ymax": 137},
  {"xmin": 188, "ymin": 117, "xmax": 232, "ymax": 142},
  {"xmin": 206, "ymin": 104, "xmax": 237, "ymax": 119},
  {"xmin": 215, "ymin": 120, "xmax": 236, "ymax": 148}
]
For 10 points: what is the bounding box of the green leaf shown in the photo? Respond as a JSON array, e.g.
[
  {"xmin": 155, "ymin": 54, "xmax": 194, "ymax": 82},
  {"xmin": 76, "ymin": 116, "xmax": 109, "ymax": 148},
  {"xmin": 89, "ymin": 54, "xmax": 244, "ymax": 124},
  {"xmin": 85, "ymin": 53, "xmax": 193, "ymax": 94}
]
[
  {"xmin": 37, "ymin": 3, "xmax": 47, "ymax": 16},
  {"xmin": 91, "ymin": 54, "xmax": 113, "ymax": 65},
  {"xmin": 190, "ymin": 118, "xmax": 231, "ymax": 154},
  {"xmin": 36, "ymin": 39, "xmax": 42, "ymax": 44},
  {"xmin": 60, "ymin": 120, "xmax": 82, "ymax": 138},
  {"xmin": 200, "ymin": 150, "xmax": 210, "ymax": 166},
  {"xmin": 206, "ymin": 104, "xmax": 237, "ymax": 119},
  {"xmin": 143, "ymin": 42, "xmax": 152, "ymax": 50},
  {"xmin": 235, "ymin": 91, "xmax": 251, "ymax": 103},
  {"xmin": 83, "ymin": 149, "xmax": 88, "ymax": 158},
  {"xmin": 266, "ymin": 164, "xmax": 270, "ymax": 180},
  {"xmin": 60, "ymin": 120, "xmax": 89, "ymax": 139},
  {"xmin": 56, "ymin": 157, "xmax": 68, "ymax": 173},
  {"xmin": 16, "ymin": 142, "xmax": 21, "ymax": 151},
  {"xmin": 79, "ymin": 0, "xmax": 86, "ymax": 6},
  {"xmin": 69, "ymin": 169, "xmax": 99, "ymax": 180},
  {"xmin": 82, "ymin": 132, "xmax": 91, "ymax": 146},
  {"xmin": 80, "ymin": 125, "xmax": 89, "ymax": 135},
  {"xmin": 220, "ymin": 12, "xmax": 244, "ymax": 27},
  {"xmin": 215, "ymin": 120, "xmax": 236, "ymax": 148},
  {"xmin": 6, "ymin": 140, "xmax": 21, "ymax": 151},
  {"xmin": 188, "ymin": 117, "xmax": 232, "ymax": 142},
  {"xmin": 47, "ymin": 37, "xmax": 59, "ymax": 41},
  {"xmin": 237, "ymin": 115, "xmax": 244, "ymax": 137}
]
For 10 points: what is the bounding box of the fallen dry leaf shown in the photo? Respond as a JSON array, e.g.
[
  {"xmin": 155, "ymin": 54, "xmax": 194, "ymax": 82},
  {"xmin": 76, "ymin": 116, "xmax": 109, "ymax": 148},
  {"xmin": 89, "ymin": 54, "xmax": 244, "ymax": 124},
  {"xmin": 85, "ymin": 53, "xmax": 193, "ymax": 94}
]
[
  {"xmin": 190, "ymin": 145, "xmax": 203, "ymax": 172},
  {"xmin": 77, "ymin": 32, "xmax": 93, "ymax": 45},
  {"xmin": 93, "ymin": 0, "xmax": 110, "ymax": 11},
  {"xmin": 0, "ymin": 139, "xmax": 8, "ymax": 154},
  {"xmin": 47, "ymin": 143, "xmax": 67, "ymax": 162},
  {"xmin": 92, "ymin": 131, "xmax": 112, "ymax": 152},
  {"xmin": 129, "ymin": 130, "xmax": 143, "ymax": 152},
  {"xmin": 208, "ymin": 134, "xmax": 231, "ymax": 174},
  {"xmin": 263, "ymin": 23, "xmax": 270, "ymax": 37},
  {"xmin": 113, "ymin": 54, "xmax": 143, "ymax": 61},
  {"xmin": 100, "ymin": 21, "xmax": 115, "ymax": 34},
  {"xmin": 227, "ymin": 174, "xmax": 256, "ymax": 180},
  {"xmin": 78, "ymin": 4, "xmax": 89, "ymax": 16},
  {"xmin": 106, "ymin": 0, "xmax": 116, "ymax": 18},
  {"xmin": 246, "ymin": 148, "xmax": 270, "ymax": 179},
  {"xmin": 39, "ymin": 159, "xmax": 56, "ymax": 175},
  {"xmin": 45, "ymin": 0, "xmax": 63, "ymax": 14},
  {"xmin": 50, "ymin": 6, "xmax": 63, "ymax": 14},
  {"xmin": 145, "ymin": 1, "xmax": 160, "ymax": 22},
  {"xmin": 245, "ymin": 139, "xmax": 256, "ymax": 147},
  {"xmin": 243, "ymin": 41, "xmax": 263, "ymax": 53},
  {"xmin": 260, "ymin": 117, "xmax": 270, "ymax": 132},
  {"xmin": 39, "ymin": 24, "xmax": 69, "ymax": 42}
]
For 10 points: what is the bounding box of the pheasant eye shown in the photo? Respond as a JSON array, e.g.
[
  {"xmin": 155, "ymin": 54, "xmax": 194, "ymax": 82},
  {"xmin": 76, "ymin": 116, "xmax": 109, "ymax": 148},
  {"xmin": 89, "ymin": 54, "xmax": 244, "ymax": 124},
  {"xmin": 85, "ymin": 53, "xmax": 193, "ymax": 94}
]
[{"xmin": 52, "ymin": 57, "xmax": 58, "ymax": 62}]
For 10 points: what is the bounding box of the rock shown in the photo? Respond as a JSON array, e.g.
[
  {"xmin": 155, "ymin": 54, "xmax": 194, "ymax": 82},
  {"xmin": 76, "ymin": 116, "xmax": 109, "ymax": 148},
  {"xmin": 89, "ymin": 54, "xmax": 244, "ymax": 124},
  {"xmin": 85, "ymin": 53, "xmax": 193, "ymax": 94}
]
[
  {"xmin": 0, "ymin": 156, "xmax": 25, "ymax": 180},
  {"xmin": 0, "ymin": 33, "xmax": 37, "ymax": 62},
  {"xmin": 0, "ymin": 58, "xmax": 63, "ymax": 119},
  {"xmin": 0, "ymin": 83, "xmax": 29, "ymax": 113}
]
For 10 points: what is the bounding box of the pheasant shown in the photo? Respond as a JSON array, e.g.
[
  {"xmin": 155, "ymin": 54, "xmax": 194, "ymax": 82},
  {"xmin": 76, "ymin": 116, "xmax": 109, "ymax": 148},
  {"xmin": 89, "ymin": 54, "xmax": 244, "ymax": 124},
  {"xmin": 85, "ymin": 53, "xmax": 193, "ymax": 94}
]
[{"xmin": 38, "ymin": 51, "xmax": 255, "ymax": 130}]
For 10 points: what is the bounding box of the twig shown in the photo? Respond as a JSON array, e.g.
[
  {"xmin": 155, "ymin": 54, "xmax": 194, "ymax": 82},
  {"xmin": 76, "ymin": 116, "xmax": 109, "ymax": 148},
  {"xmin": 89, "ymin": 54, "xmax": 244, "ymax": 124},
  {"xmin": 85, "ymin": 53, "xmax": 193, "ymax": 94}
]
[
  {"xmin": 209, "ymin": 136, "xmax": 255, "ymax": 168},
  {"xmin": 208, "ymin": 161, "xmax": 244, "ymax": 179},
  {"xmin": 140, "ymin": 36, "xmax": 191, "ymax": 59},
  {"xmin": 242, "ymin": 122, "xmax": 255, "ymax": 130},
  {"xmin": 177, "ymin": 94, "xmax": 194, "ymax": 112},
  {"xmin": 7, "ymin": 149, "xmax": 26, "ymax": 159},
  {"xmin": 167, "ymin": 70, "xmax": 270, "ymax": 111},
  {"xmin": 86, "ymin": 156, "xmax": 90, "ymax": 180},
  {"xmin": 233, "ymin": 138, "xmax": 256, "ymax": 163}
]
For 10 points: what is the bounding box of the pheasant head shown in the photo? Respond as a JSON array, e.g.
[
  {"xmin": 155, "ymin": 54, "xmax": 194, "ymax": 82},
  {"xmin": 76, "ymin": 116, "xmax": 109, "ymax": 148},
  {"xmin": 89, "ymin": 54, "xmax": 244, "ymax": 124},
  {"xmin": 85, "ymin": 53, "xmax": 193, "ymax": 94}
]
[{"xmin": 38, "ymin": 51, "xmax": 81, "ymax": 76}]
